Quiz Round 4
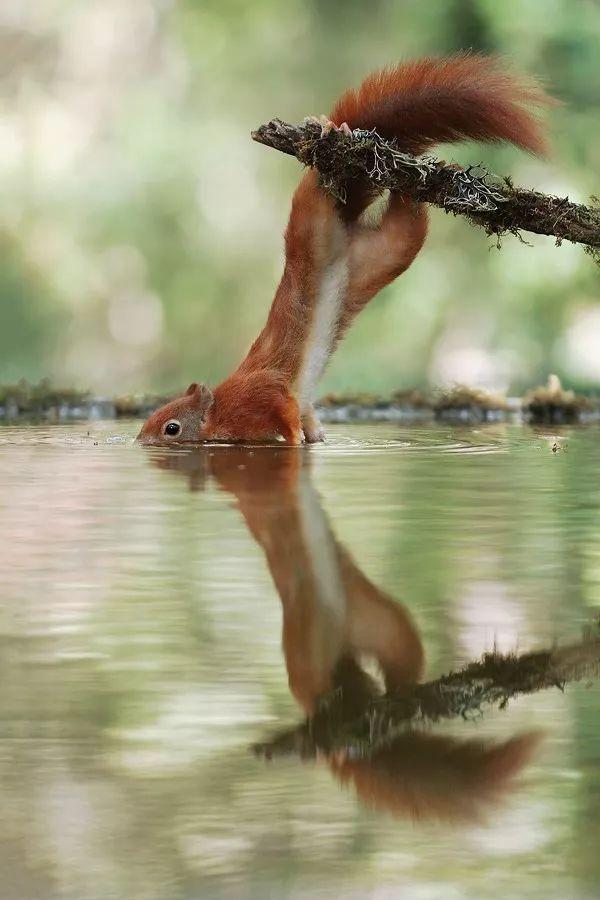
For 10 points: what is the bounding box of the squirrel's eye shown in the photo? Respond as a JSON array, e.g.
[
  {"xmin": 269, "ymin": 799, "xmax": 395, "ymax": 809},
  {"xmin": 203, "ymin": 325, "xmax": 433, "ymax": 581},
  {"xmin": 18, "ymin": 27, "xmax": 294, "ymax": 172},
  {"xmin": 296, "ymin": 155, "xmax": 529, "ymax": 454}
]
[{"xmin": 164, "ymin": 420, "xmax": 181, "ymax": 437}]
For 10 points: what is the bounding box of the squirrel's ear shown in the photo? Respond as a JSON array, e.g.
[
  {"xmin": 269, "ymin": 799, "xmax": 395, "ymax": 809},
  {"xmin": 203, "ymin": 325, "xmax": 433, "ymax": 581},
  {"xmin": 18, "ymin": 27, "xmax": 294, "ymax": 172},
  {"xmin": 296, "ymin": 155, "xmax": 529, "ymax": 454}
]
[{"xmin": 186, "ymin": 382, "xmax": 214, "ymax": 414}]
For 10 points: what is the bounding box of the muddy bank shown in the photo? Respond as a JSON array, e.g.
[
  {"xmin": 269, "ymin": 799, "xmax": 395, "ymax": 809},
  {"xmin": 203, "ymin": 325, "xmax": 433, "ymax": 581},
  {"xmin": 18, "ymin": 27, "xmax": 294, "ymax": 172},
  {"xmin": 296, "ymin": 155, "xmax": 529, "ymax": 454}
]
[{"xmin": 2, "ymin": 377, "xmax": 599, "ymax": 425}]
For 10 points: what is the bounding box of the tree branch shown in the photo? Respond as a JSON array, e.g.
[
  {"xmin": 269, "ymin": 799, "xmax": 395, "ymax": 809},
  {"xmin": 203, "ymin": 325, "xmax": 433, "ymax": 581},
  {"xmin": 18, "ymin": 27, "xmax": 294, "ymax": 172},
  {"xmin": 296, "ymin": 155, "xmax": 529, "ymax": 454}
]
[
  {"xmin": 252, "ymin": 119, "xmax": 600, "ymax": 256},
  {"xmin": 252, "ymin": 631, "xmax": 600, "ymax": 761}
]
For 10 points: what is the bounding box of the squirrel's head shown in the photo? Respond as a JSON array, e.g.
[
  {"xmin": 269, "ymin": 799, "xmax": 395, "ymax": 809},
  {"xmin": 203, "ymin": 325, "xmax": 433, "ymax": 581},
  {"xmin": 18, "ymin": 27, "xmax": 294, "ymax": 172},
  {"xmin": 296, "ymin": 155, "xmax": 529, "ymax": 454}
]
[{"xmin": 136, "ymin": 382, "xmax": 214, "ymax": 445}]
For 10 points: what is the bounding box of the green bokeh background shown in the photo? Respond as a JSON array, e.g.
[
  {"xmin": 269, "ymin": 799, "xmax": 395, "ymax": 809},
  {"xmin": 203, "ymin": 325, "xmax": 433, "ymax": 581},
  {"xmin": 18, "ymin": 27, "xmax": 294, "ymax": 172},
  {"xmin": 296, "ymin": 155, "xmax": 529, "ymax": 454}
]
[{"xmin": 1, "ymin": 0, "xmax": 598, "ymax": 395}]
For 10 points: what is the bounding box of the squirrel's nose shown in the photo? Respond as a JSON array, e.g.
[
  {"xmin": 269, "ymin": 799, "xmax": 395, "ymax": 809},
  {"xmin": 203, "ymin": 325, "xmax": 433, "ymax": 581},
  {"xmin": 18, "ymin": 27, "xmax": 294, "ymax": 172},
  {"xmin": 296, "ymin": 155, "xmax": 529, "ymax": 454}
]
[{"xmin": 135, "ymin": 426, "xmax": 158, "ymax": 444}]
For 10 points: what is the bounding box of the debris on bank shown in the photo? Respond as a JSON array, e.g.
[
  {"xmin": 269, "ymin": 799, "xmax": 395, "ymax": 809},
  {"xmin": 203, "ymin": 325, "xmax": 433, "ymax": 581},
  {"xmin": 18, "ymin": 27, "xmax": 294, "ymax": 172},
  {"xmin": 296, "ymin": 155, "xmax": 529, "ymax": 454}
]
[
  {"xmin": 315, "ymin": 379, "xmax": 599, "ymax": 425},
  {"xmin": 0, "ymin": 377, "xmax": 599, "ymax": 424},
  {"xmin": 0, "ymin": 379, "xmax": 109, "ymax": 420},
  {"xmin": 522, "ymin": 374, "xmax": 594, "ymax": 424},
  {"xmin": 317, "ymin": 388, "xmax": 433, "ymax": 423},
  {"xmin": 432, "ymin": 385, "xmax": 512, "ymax": 423},
  {"xmin": 0, "ymin": 380, "xmax": 170, "ymax": 421},
  {"xmin": 113, "ymin": 393, "xmax": 172, "ymax": 418}
]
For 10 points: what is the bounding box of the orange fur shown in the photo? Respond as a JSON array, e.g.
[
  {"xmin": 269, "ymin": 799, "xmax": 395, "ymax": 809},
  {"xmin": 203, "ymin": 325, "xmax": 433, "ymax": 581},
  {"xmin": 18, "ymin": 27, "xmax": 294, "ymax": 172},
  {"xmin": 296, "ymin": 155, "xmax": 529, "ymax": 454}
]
[
  {"xmin": 138, "ymin": 54, "xmax": 552, "ymax": 446},
  {"xmin": 204, "ymin": 370, "xmax": 302, "ymax": 444},
  {"xmin": 331, "ymin": 53, "xmax": 550, "ymax": 158},
  {"xmin": 331, "ymin": 731, "xmax": 541, "ymax": 822},
  {"xmin": 207, "ymin": 446, "xmax": 425, "ymax": 714},
  {"xmin": 162, "ymin": 446, "xmax": 539, "ymax": 822}
]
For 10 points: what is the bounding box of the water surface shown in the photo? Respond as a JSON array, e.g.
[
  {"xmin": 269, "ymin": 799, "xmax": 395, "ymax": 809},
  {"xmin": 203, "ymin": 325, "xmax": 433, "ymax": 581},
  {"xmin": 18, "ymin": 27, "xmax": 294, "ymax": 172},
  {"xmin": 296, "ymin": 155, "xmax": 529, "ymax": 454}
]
[{"xmin": 1, "ymin": 422, "xmax": 599, "ymax": 899}]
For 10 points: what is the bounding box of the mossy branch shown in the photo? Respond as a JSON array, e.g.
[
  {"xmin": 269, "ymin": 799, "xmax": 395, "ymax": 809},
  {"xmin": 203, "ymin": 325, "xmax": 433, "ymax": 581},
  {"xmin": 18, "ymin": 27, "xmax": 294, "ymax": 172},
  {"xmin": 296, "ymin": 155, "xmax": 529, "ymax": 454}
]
[
  {"xmin": 253, "ymin": 631, "xmax": 600, "ymax": 761},
  {"xmin": 252, "ymin": 119, "xmax": 600, "ymax": 257}
]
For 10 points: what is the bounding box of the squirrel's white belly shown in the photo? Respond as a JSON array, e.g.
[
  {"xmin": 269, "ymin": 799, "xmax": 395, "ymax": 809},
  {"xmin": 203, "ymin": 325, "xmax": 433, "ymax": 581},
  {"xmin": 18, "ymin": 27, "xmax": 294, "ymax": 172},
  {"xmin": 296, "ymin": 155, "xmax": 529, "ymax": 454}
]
[
  {"xmin": 296, "ymin": 254, "xmax": 349, "ymax": 412},
  {"xmin": 297, "ymin": 467, "xmax": 346, "ymax": 621}
]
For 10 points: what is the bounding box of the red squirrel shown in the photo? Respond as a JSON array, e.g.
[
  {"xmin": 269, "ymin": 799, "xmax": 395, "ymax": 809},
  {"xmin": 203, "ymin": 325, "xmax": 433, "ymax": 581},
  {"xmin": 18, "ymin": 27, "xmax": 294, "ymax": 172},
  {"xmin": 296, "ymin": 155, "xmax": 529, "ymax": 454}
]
[
  {"xmin": 137, "ymin": 53, "xmax": 550, "ymax": 446},
  {"xmin": 148, "ymin": 445, "xmax": 541, "ymax": 821}
]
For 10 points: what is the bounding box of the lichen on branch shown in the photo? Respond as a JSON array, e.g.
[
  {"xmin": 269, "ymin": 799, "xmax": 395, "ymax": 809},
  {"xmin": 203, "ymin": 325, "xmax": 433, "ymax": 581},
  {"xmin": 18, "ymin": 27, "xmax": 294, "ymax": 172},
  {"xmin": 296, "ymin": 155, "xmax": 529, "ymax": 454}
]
[
  {"xmin": 252, "ymin": 118, "xmax": 600, "ymax": 257},
  {"xmin": 253, "ymin": 629, "xmax": 600, "ymax": 761}
]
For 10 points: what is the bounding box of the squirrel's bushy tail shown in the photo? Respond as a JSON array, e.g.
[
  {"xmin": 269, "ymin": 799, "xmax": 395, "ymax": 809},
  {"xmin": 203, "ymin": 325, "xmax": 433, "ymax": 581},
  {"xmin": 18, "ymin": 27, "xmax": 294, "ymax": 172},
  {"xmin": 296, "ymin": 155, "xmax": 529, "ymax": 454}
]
[{"xmin": 330, "ymin": 53, "xmax": 552, "ymax": 157}]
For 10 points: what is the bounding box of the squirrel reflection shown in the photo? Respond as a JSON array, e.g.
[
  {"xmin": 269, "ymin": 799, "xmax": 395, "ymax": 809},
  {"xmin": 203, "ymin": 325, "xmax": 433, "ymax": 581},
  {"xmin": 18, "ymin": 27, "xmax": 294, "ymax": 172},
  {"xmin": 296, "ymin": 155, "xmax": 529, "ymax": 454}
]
[{"xmin": 148, "ymin": 445, "xmax": 539, "ymax": 822}]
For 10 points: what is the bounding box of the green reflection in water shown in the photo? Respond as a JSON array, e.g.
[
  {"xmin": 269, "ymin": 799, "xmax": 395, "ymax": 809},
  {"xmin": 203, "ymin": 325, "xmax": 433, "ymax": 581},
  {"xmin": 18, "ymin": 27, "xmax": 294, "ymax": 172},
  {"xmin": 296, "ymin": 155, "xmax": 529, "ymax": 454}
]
[{"xmin": 1, "ymin": 422, "xmax": 599, "ymax": 899}]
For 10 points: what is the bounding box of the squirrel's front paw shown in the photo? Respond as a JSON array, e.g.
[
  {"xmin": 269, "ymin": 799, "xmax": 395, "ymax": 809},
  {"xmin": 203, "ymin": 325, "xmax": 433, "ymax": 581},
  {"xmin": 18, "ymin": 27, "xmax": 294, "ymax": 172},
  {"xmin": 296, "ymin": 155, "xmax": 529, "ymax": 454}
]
[
  {"xmin": 303, "ymin": 115, "xmax": 352, "ymax": 138},
  {"xmin": 301, "ymin": 410, "xmax": 326, "ymax": 444},
  {"xmin": 304, "ymin": 429, "xmax": 326, "ymax": 444}
]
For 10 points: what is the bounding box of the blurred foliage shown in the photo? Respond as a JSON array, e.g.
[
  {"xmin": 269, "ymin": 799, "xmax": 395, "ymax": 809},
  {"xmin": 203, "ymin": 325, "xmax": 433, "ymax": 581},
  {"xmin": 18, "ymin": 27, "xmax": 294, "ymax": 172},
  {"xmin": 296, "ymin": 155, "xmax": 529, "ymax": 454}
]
[{"xmin": 0, "ymin": 0, "xmax": 598, "ymax": 396}]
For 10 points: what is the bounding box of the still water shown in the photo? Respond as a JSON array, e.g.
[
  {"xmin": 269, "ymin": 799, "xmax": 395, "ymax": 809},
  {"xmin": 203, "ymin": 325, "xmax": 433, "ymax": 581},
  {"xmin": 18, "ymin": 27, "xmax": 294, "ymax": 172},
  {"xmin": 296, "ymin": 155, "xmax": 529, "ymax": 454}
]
[{"xmin": 1, "ymin": 421, "xmax": 599, "ymax": 900}]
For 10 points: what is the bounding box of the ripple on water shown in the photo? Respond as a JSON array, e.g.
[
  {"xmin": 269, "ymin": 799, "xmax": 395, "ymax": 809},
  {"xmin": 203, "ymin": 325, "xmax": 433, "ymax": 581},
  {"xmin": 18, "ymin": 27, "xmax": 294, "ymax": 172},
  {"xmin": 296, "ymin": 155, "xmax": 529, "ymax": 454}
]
[
  {"xmin": 1, "ymin": 419, "xmax": 600, "ymax": 898},
  {"xmin": 0, "ymin": 420, "xmax": 558, "ymax": 458}
]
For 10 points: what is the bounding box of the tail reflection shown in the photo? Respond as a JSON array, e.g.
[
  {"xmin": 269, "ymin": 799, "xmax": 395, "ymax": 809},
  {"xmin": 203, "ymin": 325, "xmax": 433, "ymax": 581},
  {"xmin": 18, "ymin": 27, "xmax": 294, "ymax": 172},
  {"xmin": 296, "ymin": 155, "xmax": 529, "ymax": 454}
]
[{"xmin": 147, "ymin": 445, "xmax": 539, "ymax": 822}]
